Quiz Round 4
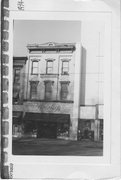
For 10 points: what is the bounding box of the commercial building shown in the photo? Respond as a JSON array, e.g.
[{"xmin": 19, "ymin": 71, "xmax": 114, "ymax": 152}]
[{"xmin": 13, "ymin": 42, "xmax": 103, "ymax": 141}]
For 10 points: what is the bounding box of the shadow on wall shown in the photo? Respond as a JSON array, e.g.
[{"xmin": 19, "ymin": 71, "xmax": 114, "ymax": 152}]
[{"xmin": 80, "ymin": 46, "xmax": 86, "ymax": 105}]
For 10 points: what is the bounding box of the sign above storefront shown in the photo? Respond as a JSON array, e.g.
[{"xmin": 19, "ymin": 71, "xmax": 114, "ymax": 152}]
[{"xmin": 25, "ymin": 101, "xmax": 73, "ymax": 114}]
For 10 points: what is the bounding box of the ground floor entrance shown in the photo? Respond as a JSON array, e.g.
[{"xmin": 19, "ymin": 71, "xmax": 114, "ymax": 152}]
[
  {"xmin": 78, "ymin": 119, "xmax": 103, "ymax": 141},
  {"xmin": 13, "ymin": 111, "xmax": 24, "ymax": 138},
  {"xmin": 24, "ymin": 113, "xmax": 70, "ymax": 139},
  {"xmin": 12, "ymin": 111, "xmax": 103, "ymax": 141},
  {"xmin": 37, "ymin": 122, "xmax": 57, "ymax": 138},
  {"xmin": 78, "ymin": 119, "xmax": 94, "ymax": 140}
]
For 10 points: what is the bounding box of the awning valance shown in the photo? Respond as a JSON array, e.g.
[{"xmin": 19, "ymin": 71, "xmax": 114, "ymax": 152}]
[{"xmin": 24, "ymin": 113, "xmax": 70, "ymax": 123}]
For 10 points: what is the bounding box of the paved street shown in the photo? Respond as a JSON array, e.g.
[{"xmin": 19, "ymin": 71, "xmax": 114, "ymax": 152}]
[{"xmin": 13, "ymin": 138, "xmax": 103, "ymax": 156}]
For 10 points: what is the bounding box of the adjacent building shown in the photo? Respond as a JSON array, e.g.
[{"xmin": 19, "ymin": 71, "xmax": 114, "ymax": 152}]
[{"xmin": 13, "ymin": 42, "xmax": 103, "ymax": 141}]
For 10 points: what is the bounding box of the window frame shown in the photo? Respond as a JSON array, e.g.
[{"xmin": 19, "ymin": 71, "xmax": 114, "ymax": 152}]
[
  {"xmin": 46, "ymin": 60, "xmax": 53, "ymax": 74},
  {"xmin": 44, "ymin": 81, "xmax": 54, "ymax": 100},
  {"xmin": 61, "ymin": 60, "xmax": 69, "ymax": 75},
  {"xmin": 60, "ymin": 81, "xmax": 70, "ymax": 100},
  {"xmin": 30, "ymin": 81, "xmax": 38, "ymax": 99},
  {"xmin": 31, "ymin": 60, "xmax": 39, "ymax": 75},
  {"xmin": 14, "ymin": 68, "xmax": 21, "ymax": 84}
]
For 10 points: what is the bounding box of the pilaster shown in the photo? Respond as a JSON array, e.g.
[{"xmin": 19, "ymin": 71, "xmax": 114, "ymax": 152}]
[{"xmin": 69, "ymin": 43, "xmax": 81, "ymax": 140}]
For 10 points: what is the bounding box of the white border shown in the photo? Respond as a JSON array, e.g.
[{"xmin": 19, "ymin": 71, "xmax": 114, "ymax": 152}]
[{"xmin": 7, "ymin": 0, "xmax": 120, "ymax": 179}]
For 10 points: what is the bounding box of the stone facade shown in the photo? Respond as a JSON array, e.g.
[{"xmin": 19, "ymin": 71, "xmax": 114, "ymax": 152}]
[{"xmin": 13, "ymin": 42, "xmax": 103, "ymax": 141}]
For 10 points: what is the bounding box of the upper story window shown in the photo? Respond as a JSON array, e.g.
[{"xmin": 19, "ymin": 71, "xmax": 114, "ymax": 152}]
[
  {"xmin": 30, "ymin": 81, "xmax": 38, "ymax": 99},
  {"xmin": 44, "ymin": 81, "xmax": 53, "ymax": 100},
  {"xmin": 31, "ymin": 61, "xmax": 38, "ymax": 74},
  {"xmin": 60, "ymin": 81, "xmax": 69, "ymax": 100},
  {"xmin": 62, "ymin": 61, "xmax": 69, "ymax": 75},
  {"xmin": 14, "ymin": 68, "xmax": 21, "ymax": 84},
  {"xmin": 13, "ymin": 87, "xmax": 20, "ymax": 104},
  {"xmin": 46, "ymin": 60, "xmax": 53, "ymax": 74}
]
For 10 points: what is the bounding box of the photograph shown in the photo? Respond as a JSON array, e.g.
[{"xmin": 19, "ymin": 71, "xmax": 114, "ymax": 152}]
[
  {"xmin": 12, "ymin": 20, "xmax": 104, "ymax": 156},
  {"xmin": 1, "ymin": 0, "xmax": 121, "ymax": 179}
]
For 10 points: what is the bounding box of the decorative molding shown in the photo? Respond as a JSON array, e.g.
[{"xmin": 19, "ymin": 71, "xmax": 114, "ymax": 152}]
[
  {"xmin": 45, "ymin": 58, "xmax": 55, "ymax": 61},
  {"xmin": 30, "ymin": 58, "xmax": 40, "ymax": 62},
  {"xmin": 44, "ymin": 80, "xmax": 54, "ymax": 84},
  {"xmin": 17, "ymin": 0, "xmax": 24, "ymax": 11},
  {"xmin": 13, "ymin": 56, "xmax": 28, "ymax": 61},
  {"xmin": 24, "ymin": 101, "xmax": 73, "ymax": 114},
  {"xmin": 27, "ymin": 42, "xmax": 76, "ymax": 52},
  {"xmin": 29, "ymin": 80, "xmax": 39, "ymax": 84},
  {"xmin": 61, "ymin": 58, "xmax": 71, "ymax": 62},
  {"xmin": 60, "ymin": 81, "xmax": 70, "ymax": 84}
]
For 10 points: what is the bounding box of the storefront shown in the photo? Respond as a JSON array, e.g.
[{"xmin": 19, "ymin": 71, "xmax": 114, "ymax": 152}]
[
  {"xmin": 23, "ymin": 112, "xmax": 70, "ymax": 139},
  {"xmin": 99, "ymin": 119, "xmax": 103, "ymax": 141},
  {"xmin": 13, "ymin": 111, "xmax": 24, "ymax": 138},
  {"xmin": 78, "ymin": 119, "xmax": 103, "ymax": 141},
  {"xmin": 78, "ymin": 119, "xmax": 94, "ymax": 141}
]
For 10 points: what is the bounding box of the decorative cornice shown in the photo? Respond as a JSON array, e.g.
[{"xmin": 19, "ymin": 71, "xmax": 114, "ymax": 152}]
[
  {"xmin": 13, "ymin": 57, "xmax": 28, "ymax": 66},
  {"xmin": 13, "ymin": 56, "xmax": 28, "ymax": 61},
  {"xmin": 27, "ymin": 42, "xmax": 76, "ymax": 52}
]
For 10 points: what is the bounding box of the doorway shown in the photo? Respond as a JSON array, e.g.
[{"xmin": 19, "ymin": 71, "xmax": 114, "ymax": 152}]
[{"xmin": 37, "ymin": 122, "xmax": 57, "ymax": 138}]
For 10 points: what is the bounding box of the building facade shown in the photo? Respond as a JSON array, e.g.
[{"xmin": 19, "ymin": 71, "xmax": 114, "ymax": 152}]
[
  {"xmin": 13, "ymin": 42, "xmax": 103, "ymax": 141},
  {"xmin": 13, "ymin": 56, "xmax": 27, "ymax": 137}
]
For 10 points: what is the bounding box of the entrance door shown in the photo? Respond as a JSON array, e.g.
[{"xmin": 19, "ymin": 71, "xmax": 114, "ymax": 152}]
[
  {"xmin": 37, "ymin": 122, "xmax": 57, "ymax": 138},
  {"xmin": 78, "ymin": 120, "xmax": 94, "ymax": 140}
]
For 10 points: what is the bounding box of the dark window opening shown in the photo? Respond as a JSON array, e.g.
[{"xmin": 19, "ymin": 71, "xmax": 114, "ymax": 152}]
[
  {"xmin": 44, "ymin": 81, "xmax": 53, "ymax": 100},
  {"xmin": 60, "ymin": 82, "xmax": 69, "ymax": 100},
  {"xmin": 30, "ymin": 82, "xmax": 38, "ymax": 99},
  {"xmin": 14, "ymin": 68, "xmax": 21, "ymax": 83},
  {"xmin": 13, "ymin": 89, "xmax": 20, "ymax": 104}
]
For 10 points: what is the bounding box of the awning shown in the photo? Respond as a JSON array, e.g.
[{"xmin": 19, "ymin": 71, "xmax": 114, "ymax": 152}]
[{"xmin": 24, "ymin": 113, "xmax": 70, "ymax": 123}]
